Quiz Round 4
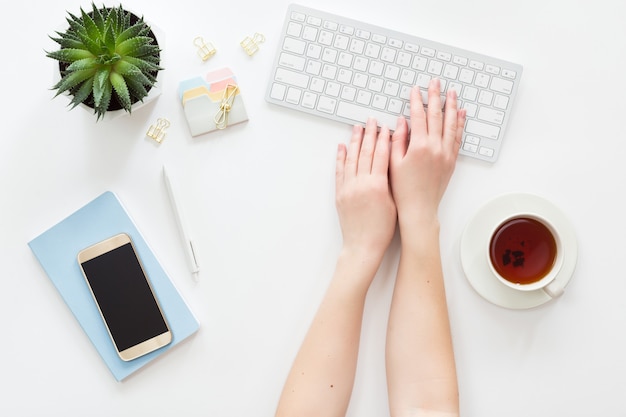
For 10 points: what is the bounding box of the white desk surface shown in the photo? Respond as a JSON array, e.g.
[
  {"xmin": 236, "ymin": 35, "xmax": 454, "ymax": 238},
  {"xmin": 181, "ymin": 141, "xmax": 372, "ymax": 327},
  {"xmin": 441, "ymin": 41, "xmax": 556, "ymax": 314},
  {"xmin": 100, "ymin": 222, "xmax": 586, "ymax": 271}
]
[{"xmin": 3, "ymin": 0, "xmax": 626, "ymax": 415}]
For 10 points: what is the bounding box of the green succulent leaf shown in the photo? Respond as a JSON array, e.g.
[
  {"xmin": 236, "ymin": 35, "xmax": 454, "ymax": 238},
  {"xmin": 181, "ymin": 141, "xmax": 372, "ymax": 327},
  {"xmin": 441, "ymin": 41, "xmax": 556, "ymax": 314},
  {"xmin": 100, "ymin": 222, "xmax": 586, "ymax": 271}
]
[
  {"xmin": 116, "ymin": 21, "xmax": 147, "ymax": 44},
  {"xmin": 123, "ymin": 56, "xmax": 161, "ymax": 73},
  {"xmin": 91, "ymin": 3, "xmax": 106, "ymax": 31},
  {"xmin": 46, "ymin": 48, "xmax": 94, "ymax": 62},
  {"xmin": 66, "ymin": 57, "xmax": 98, "ymax": 72},
  {"xmin": 93, "ymin": 67, "xmax": 111, "ymax": 107},
  {"xmin": 49, "ymin": 33, "xmax": 84, "ymax": 49},
  {"xmin": 80, "ymin": 7, "xmax": 102, "ymax": 42},
  {"xmin": 94, "ymin": 81, "xmax": 112, "ymax": 120},
  {"xmin": 116, "ymin": 36, "xmax": 153, "ymax": 56},
  {"xmin": 68, "ymin": 78, "xmax": 94, "ymax": 109},
  {"xmin": 52, "ymin": 69, "xmax": 95, "ymax": 96},
  {"xmin": 124, "ymin": 76, "xmax": 149, "ymax": 99},
  {"xmin": 110, "ymin": 72, "xmax": 132, "ymax": 112}
]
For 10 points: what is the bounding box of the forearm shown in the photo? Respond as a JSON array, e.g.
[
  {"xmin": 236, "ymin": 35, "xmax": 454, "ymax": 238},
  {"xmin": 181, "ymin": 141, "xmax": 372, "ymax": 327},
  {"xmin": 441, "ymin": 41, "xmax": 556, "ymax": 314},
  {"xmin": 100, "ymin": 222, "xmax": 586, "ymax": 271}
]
[
  {"xmin": 275, "ymin": 248, "xmax": 380, "ymax": 417},
  {"xmin": 386, "ymin": 221, "xmax": 459, "ymax": 416}
]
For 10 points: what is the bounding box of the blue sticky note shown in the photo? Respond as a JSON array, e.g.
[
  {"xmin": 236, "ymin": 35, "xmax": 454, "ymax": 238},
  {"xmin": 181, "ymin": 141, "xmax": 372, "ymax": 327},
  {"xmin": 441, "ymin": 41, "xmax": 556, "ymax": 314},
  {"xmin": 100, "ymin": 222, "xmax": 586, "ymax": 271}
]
[{"xmin": 28, "ymin": 191, "xmax": 199, "ymax": 381}]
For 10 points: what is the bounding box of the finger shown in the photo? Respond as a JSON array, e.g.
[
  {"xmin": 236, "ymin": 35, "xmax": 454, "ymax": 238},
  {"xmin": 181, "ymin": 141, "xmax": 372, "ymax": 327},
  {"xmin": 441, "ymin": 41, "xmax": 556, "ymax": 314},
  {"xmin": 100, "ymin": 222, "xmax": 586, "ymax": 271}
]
[
  {"xmin": 358, "ymin": 118, "xmax": 378, "ymax": 174},
  {"xmin": 335, "ymin": 142, "xmax": 347, "ymax": 192},
  {"xmin": 372, "ymin": 124, "xmax": 391, "ymax": 175},
  {"xmin": 426, "ymin": 78, "xmax": 443, "ymax": 139},
  {"xmin": 345, "ymin": 124, "xmax": 363, "ymax": 177},
  {"xmin": 390, "ymin": 116, "xmax": 408, "ymax": 167},
  {"xmin": 453, "ymin": 109, "xmax": 467, "ymax": 158},
  {"xmin": 442, "ymin": 88, "xmax": 459, "ymax": 151},
  {"xmin": 409, "ymin": 85, "xmax": 427, "ymax": 139}
]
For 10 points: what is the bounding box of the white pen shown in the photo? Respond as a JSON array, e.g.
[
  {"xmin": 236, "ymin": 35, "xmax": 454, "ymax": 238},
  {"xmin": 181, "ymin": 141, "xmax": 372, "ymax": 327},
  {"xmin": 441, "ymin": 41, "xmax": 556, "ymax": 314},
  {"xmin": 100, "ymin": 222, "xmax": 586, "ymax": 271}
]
[{"xmin": 162, "ymin": 165, "xmax": 200, "ymax": 276}]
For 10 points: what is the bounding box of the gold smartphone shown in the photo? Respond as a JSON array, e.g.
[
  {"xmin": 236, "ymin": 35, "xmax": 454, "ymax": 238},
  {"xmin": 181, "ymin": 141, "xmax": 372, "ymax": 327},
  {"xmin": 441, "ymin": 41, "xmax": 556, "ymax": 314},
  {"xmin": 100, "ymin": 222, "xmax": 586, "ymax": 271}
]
[{"xmin": 77, "ymin": 233, "xmax": 172, "ymax": 361}]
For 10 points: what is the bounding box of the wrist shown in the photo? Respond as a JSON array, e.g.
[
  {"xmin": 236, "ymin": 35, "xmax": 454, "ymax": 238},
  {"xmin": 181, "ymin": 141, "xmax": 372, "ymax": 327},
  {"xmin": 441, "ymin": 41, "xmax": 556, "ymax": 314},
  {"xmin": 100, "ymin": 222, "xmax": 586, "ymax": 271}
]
[
  {"xmin": 397, "ymin": 215, "xmax": 441, "ymax": 250},
  {"xmin": 333, "ymin": 245, "xmax": 384, "ymax": 293}
]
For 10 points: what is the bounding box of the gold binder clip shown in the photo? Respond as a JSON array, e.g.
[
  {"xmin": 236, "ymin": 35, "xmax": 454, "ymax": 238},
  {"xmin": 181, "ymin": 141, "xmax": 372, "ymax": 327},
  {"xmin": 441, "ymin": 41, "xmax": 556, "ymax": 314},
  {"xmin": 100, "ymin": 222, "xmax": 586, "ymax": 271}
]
[
  {"xmin": 146, "ymin": 118, "xmax": 170, "ymax": 143},
  {"xmin": 193, "ymin": 36, "xmax": 216, "ymax": 61},
  {"xmin": 214, "ymin": 84, "xmax": 239, "ymax": 129},
  {"xmin": 240, "ymin": 32, "xmax": 265, "ymax": 56}
]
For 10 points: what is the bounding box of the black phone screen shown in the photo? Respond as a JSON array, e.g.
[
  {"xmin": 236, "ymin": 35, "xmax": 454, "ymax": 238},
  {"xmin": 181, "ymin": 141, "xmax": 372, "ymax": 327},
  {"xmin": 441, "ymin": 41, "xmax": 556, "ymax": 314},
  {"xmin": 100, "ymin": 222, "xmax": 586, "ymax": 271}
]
[{"xmin": 80, "ymin": 243, "xmax": 169, "ymax": 351}]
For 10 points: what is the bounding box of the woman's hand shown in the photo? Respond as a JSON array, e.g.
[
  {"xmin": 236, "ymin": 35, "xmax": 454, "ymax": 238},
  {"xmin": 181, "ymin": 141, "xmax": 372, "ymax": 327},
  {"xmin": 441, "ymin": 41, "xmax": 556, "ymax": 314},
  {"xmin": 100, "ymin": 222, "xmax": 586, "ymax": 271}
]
[
  {"xmin": 390, "ymin": 79, "xmax": 466, "ymax": 229},
  {"xmin": 335, "ymin": 118, "xmax": 397, "ymax": 263}
]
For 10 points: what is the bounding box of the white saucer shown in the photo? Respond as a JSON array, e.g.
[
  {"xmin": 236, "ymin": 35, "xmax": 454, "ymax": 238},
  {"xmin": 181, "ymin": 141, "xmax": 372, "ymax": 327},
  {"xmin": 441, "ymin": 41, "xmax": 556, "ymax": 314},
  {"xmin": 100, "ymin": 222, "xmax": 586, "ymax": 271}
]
[{"xmin": 460, "ymin": 193, "xmax": 578, "ymax": 309}]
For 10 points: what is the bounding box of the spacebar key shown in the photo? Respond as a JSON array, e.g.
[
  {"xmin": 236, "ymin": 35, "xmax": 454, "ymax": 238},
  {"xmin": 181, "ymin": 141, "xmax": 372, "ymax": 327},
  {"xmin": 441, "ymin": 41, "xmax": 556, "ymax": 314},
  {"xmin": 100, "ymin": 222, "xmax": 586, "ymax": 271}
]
[{"xmin": 336, "ymin": 101, "xmax": 400, "ymax": 129}]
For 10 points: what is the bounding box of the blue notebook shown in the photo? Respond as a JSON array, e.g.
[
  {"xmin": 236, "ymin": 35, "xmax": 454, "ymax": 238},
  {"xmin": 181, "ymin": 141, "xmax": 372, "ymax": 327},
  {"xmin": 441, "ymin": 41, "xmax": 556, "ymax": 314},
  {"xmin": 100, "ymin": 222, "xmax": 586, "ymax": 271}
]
[{"xmin": 28, "ymin": 191, "xmax": 199, "ymax": 381}]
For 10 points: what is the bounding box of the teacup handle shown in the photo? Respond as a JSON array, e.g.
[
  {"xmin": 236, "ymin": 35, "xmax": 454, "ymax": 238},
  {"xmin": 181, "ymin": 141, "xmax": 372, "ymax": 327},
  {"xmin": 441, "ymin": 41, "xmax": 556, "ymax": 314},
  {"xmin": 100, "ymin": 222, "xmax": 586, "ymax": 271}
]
[{"xmin": 543, "ymin": 279, "xmax": 565, "ymax": 298}]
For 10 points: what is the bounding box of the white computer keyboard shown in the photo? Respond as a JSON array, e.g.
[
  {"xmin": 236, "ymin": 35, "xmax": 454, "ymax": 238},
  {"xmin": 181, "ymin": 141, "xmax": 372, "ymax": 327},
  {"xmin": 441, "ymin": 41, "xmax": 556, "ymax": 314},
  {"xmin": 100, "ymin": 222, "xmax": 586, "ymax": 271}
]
[{"xmin": 265, "ymin": 4, "xmax": 523, "ymax": 163}]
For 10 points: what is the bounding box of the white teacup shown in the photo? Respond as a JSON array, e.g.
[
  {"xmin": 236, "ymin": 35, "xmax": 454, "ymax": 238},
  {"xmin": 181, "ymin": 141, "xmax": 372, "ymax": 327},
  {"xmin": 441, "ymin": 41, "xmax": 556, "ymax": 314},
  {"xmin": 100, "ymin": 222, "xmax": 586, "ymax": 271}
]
[{"xmin": 487, "ymin": 214, "xmax": 565, "ymax": 298}]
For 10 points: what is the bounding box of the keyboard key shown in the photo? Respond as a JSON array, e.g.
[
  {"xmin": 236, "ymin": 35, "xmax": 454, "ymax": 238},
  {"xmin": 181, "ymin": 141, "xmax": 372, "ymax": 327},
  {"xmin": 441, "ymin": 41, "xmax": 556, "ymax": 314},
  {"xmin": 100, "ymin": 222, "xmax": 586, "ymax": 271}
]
[
  {"xmin": 283, "ymin": 37, "xmax": 306, "ymax": 54},
  {"xmin": 270, "ymin": 83, "xmax": 286, "ymax": 100},
  {"xmin": 326, "ymin": 82, "xmax": 341, "ymax": 97},
  {"xmin": 412, "ymin": 56, "xmax": 427, "ymax": 71},
  {"xmin": 400, "ymin": 69, "xmax": 416, "ymax": 84},
  {"xmin": 275, "ymin": 68, "xmax": 309, "ymax": 88},
  {"xmin": 493, "ymin": 94, "xmax": 509, "ymax": 110},
  {"xmin": 306, "ymin": 44, "xmax": 322, "ymax": 59},
  {"xmin": 340, "ymin": 25, "xmax": 354, "ymax": 35},
  {"xmin": 321, "ymin": 64, "xmax": 338, "ymax": 79},
  {"xmin": 372, "ymin": 33, "xmax": 386, "ymax": 44},
  {"xmin": 291, "ymin": 11, "xmax": 305, "ymax": 22},
  {"xmin": 302, "ymin": 92, "xmax": 317, "ymax": 109},
  {"xmin": 319, "ymin": 31, "xmax": 334, "ymax": 45},
  {"xmin": 334, "ymin": 35, "xmax": 350, "ymax": 50},
  {"xmin": 373, "ymin": 94, "xmax": 387, "ymax": 110},
  {"xmin": 341, "ymin": 86, "xmax": 357, "ymax": 101},
  {"xmin": 310, "ymin": 78, "xmax": 325, "ymax": 92},
  {"xmin": 307, "ymin": 16, "xmax": 322, "ymax": 26},
  {"xmin": 355, "ymin": 29, "xmax": 370, "ymax": 39},
  {"xmin": 420, "ymin": 47, "xmax": 435, "ymax": 57},
  {"xmin": 388, "ymin": 98, "xmax": 403, "ymax": 114},
  {"xmin": 303, "ymin": 26, "xmax": 318, "ymax": 41},
  {"xmin": 287, "ymin": 22, "xmax": 302, "ymax": 37},
  {"xmin": 404, "ymin": 43, "xmax": 419, "ymax": 53},
  {"xmin": 396, "ymin": 51, "xmax": 412, "ymax": 67},
  {"xmin": 459, "ymin": 68, "xmax": 475, "ymax": 83},
  {"xmin": 502, "ymin": 69, "xmax": 517, "ymax": 79},
  {"xmin": 469, "ymin": 60, "xmax": 484, "ymax": 70},
  {"xmin": 365, "ymin": 43, "xmax": 381, "ymax": 58},
  {"xmin": 389, "ymin": 38, "xmax": 403, "ymax": 48},
  {"xmin": 477, "ymin": 107, "xmax": 505, "ymax": 124},
  {"xmin": 337, "ymin": 101, "xmax": 400, "ymax": 127},
  {"xmin": 337, "ymin": 52, "xmax": 354, "ymax": 67},
  {"xmin": 349, "ymin": 39, "xmax": 366, "ymax": 54},
  {"xmin": 337, "ymin": 68, "xmax": 353, "ymax": 83},
  {"xmin": 317, "ymin": 96, "xmax": 337, "ymax": 114},
  {"xmin": 323, "ymin": 21, "xmax": 338, "ymax": 30},
  {"xmin": 479, "ymin": 147, "xmax": 495, "ymax": 157},
  {"xmin": 280, "ymin": 52, "xmax": 306, "ymax": 71},
  {"xmin": 357, "ymin": 90, "xmax": 372, "ymax": 105},
  {"xmin": 491, "ymin": 77, "xmax": 514, "ymax": 94},
  {"xmin": 305, "ymin": 60, "xmax": 321, "ymax": 75},
  {"xmin": 368, "ymin": 61, "xmax": 384, "ymax": 76},
  {"xmin": 466, "ymin": 120, "xmax": 501, "ymax": 140},
  {"xmin": 286, "ymin": 87, "xmax": 302, "ymax": 104}
]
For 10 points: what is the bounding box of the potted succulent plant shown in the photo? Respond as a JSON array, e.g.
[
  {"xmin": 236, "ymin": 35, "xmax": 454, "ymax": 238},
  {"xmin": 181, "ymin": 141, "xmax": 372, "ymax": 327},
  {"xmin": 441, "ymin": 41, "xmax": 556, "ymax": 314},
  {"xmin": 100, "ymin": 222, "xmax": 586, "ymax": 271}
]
[{"xmin": 46, "ymin": 3, "xmax": 162, "ymax": 120}]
